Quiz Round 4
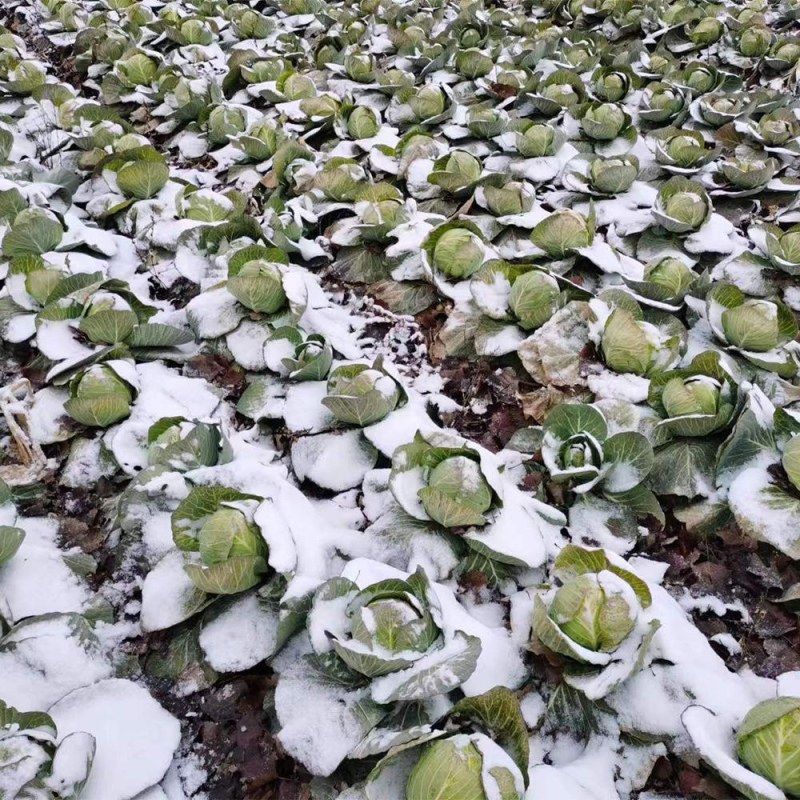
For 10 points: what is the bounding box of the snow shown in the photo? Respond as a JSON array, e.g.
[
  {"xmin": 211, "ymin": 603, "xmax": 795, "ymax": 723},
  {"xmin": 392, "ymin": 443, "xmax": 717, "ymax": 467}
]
[
  {"xmin": 49, "ymin": 679, "xmax": 182, "ymax": 800},
  {"xmin": 682, "ymin": 706, "xmax": 785, "ymax": 800},
  {"xmin": 0, "ymin": 614, "xmax": 112, "ymax": 712},
  {"xmin": 587, "ymin": 371, "xmax": 650, "ymax": 404},
  {"xmin": 291, "ymin": 429, "xmax": 378, "ymax": 491},
  {"xmin": 107, "ymin": 363, "xmax": 222, "ymax": 475},
  {"xmin": 199, "ymin": 592, "xmax": 281, "ymax": 671},
  {"xmin": 729, "ymin": 466, "xmax": 800, "ymax": 558},
  {"xmin": 283, "ymin": 381, "xmax": 335, "ymax": 432},
  {"xmin": 0, "ymin": 517, "xmax": 92, "ymax": 623},
  {"xmin": 43, "ymin": 731, "xmax": 95, "ymax": 797},
  {"xmin": 140, "ymin": 550, "xmax": 205, "ymax": 633},
  {"xmin": 276, "ymin": 657, "xmax": 379, "ymax": 777}
]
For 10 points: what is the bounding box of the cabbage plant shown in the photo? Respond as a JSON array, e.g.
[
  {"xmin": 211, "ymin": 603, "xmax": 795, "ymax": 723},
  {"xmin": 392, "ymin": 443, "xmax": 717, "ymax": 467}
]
[
  {"xmin": 648, "ymin": 351, "xmax": 740, "ymax": 440},
  {"xmin": 231, "ymin": 120, "xmax": 286, "ymax": 162},
  {"xmin": 64, "ymin": 361, "xmax": 137, "ymax": 428},
  {"xmin": 308, "ymin": 568, "xmax": 478, "ymax": 683},
  {"xmin": 515, "ymin": 122, "xmax": 566, "ymax": 158},
  {"xmin": 477, "ymin": 179, "xmax": 535, "ymax": 216},
  {"xmin": 639, "ymin": 82, "xmax": 690, "ymax": 125},
  {"xmin": 423, "ymin": 221, "xmax": 488, "ymax": 281},
  {"xmin": 470, "ymin": 262, "xmax": 567, "ymax": 334},
  {"xmin": 531, "ymin": 208, "xmax": 594, "ymax": 258},
  {"xmin": 592, "ymin": 65, "xmax": 639, "ymax": 101},
  {"xmin": 622, "ymin": 257, "xmax": 698, "ymax": 310},
  {"xmin": 562, "ymin": 154, "xmax": 640, "ymax": 196},
  {"xmin": 314, "ymin": 158, "xmax": 366, "ymax": 202},
  {"xmin": 588, "ymin": 155, "xmax": 639, "ymax": 194},
  {"xmin": 427, "ymin": 150, "xmax": 483, "ymax": 197},
  {"xmin": 171, "ymin": 485, "xmax": 268, "ymax": 595},
  {"xmin": 752, "ymin": 223, "xmax": 800, "ymax": 276},
  {"xmin": 706, "ymin": 283, "xmax": 800, "ymax": 376},
  {"xmin": 652, "ymin": 128, "xmax": 719, "ymax": 172},
  {"xmin": 322, "ymin": 358, "xmax": 405, "ymax": 426},
  {"xmin": 274, "ymin": 566, "xmax": 484, "ymax": 774},
  {"xmin": 109, "ymin": 146, "xmax": 170, "ymax": 201},
  {"xmin": 542, "ymin": 403, "xmax": 656, "ymax": 502},
  {"xmin": 737, "ymin": 697, "xmax": 800, "ymax": 796},
  {"xmin": 530, "ymin": 70, "xmax": 588, "ymax": 115},
  {"xmin": 349, "ymin": 106, "xmax": 381, "ymax": 139},
  {"xmin": 389, "ymin": 432, "xmax": 497, "ymax": 528},
  {"xmin": 592, "ymin": 294, "xmax": 685, "ymax": 377},
  {"xmin": 652, "ymin": 176, "xmax": 712, "ymax": 233},
  {"xmin": 531, "ymin": 545, "xmax": 660, "ymax": 698},
  {"xmin": 147, "ymin": 418, "xmax": 232, "ymax": 472},
  {"xmin": 356, "ymin": 199, "xmax": 408, "ymax": 242},
  {"xmin": 227, "ymin": 258, "xmax": 288, "ymax": 314},
  {"xmin": 0, "ymin": 700, "xmax": 95, "ymax": 798},
  {"xmin": 578, "ymin": 101, "xmax": 633, "ymax": 142},
  {"xmin": 711, "ymin": 156, "xmax": 778, "ymax": 195}
]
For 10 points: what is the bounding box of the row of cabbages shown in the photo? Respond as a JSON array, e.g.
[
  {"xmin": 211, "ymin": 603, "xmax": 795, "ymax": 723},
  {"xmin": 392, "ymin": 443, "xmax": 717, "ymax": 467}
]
[{"xmin": 2, "ymin": 0, "xmax": 800, "ymax": 796}]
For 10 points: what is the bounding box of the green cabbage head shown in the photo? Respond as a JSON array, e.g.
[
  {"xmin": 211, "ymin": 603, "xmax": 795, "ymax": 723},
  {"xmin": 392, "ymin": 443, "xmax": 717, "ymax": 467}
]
[{"xmin": 737, "ymin": 698, "xmax": 800, "ymax": 797}]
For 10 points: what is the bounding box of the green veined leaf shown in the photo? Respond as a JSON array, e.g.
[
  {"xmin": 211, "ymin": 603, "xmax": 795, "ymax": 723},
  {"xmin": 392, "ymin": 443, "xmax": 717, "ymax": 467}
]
[
  {"xmin": 449, "ymin": 687, "xmax": 530, "ymax": 787},
  {"xmin": 0, "ymin": 526, "xmax": 25, "ymax": 566},
  {"xmin": 25, "ymin": 270, "xmax": 63, "ymax": 305},
  {"xmin": 80, "ymin": 309, "xmax": 138, "ymax": 344},
  {"xmin": 2, "ymin": 209, "xmax": 63, "ymax": 257},
  {"xmin": 544, "ymin": 403, "xmax": 608, "ymax": 444},
  {"xmin": 116, "ymin": 158, "xmax": 170, "ymax": 200},
  {"xmin": 127, "ymin": 323, "xmax": 194, "ymax": 348},
  {"xmin": 45, "ymin": 272, "xmax": 105, "ymax": 305},
  {"xmin": 0, "ymin": 188, "xmax": 27, "ymax": 223},
  {"xmin": 717, "ymin": 409, "xmax": 776, "ymax": 481},
  {"xmin": 184, "ymin": 555, "xmax": 267, "ymax": 595},
  {"xmin": 602, "ymin": 432, "xmax": 654, "ymax": 493},
  {"xmin": 0, "ymin": 699, "xmax": 56, "ymax": 737},
  {"xmin": 64, "ymin": 394, "xmax": 132, "ymax": 428},
  {"xmin": 647, "ymin": 438, "xmax": 719, "ymax": 499}
]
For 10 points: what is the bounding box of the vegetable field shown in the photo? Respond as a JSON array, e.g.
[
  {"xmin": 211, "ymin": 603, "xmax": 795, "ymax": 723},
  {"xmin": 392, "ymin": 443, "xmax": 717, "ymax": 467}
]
[{"xmin": 1, "ymin": 0, "xmax": 800, "ymax": 797}]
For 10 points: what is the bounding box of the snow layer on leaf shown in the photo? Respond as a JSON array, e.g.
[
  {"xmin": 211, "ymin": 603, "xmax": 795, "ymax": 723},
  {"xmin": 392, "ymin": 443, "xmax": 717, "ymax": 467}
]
[
  {"xmin": 275, "ymin": 655, "xmax": 384, "ymax": 777},
  {"xmin": 49, "ymin": 679, "xmax": 181, "ymax": 800},
  {"xmin": 291, "ymin": 430, "xmax": 378, "ymax": 491},
  {"xmin": 140, "ymin": 550, "xmax": 207, "ymax": 633},
  {"xmin": 728, "ymin": 466, "xmax": 800, "ymax": 559},
  {"xmin": 108, "ymin": 363, "xmax": 223, "ymax": 474},
  {"xmin": 0, "ymin": 517, "xmax": 92, "ymax": 623},
  {"xmin": 0, "ymin": 615, "xmax": 112, "ymax": 711},
  {"xmin": 199, "ymin": 592, "xmax": 281, "ymax": 672}
]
